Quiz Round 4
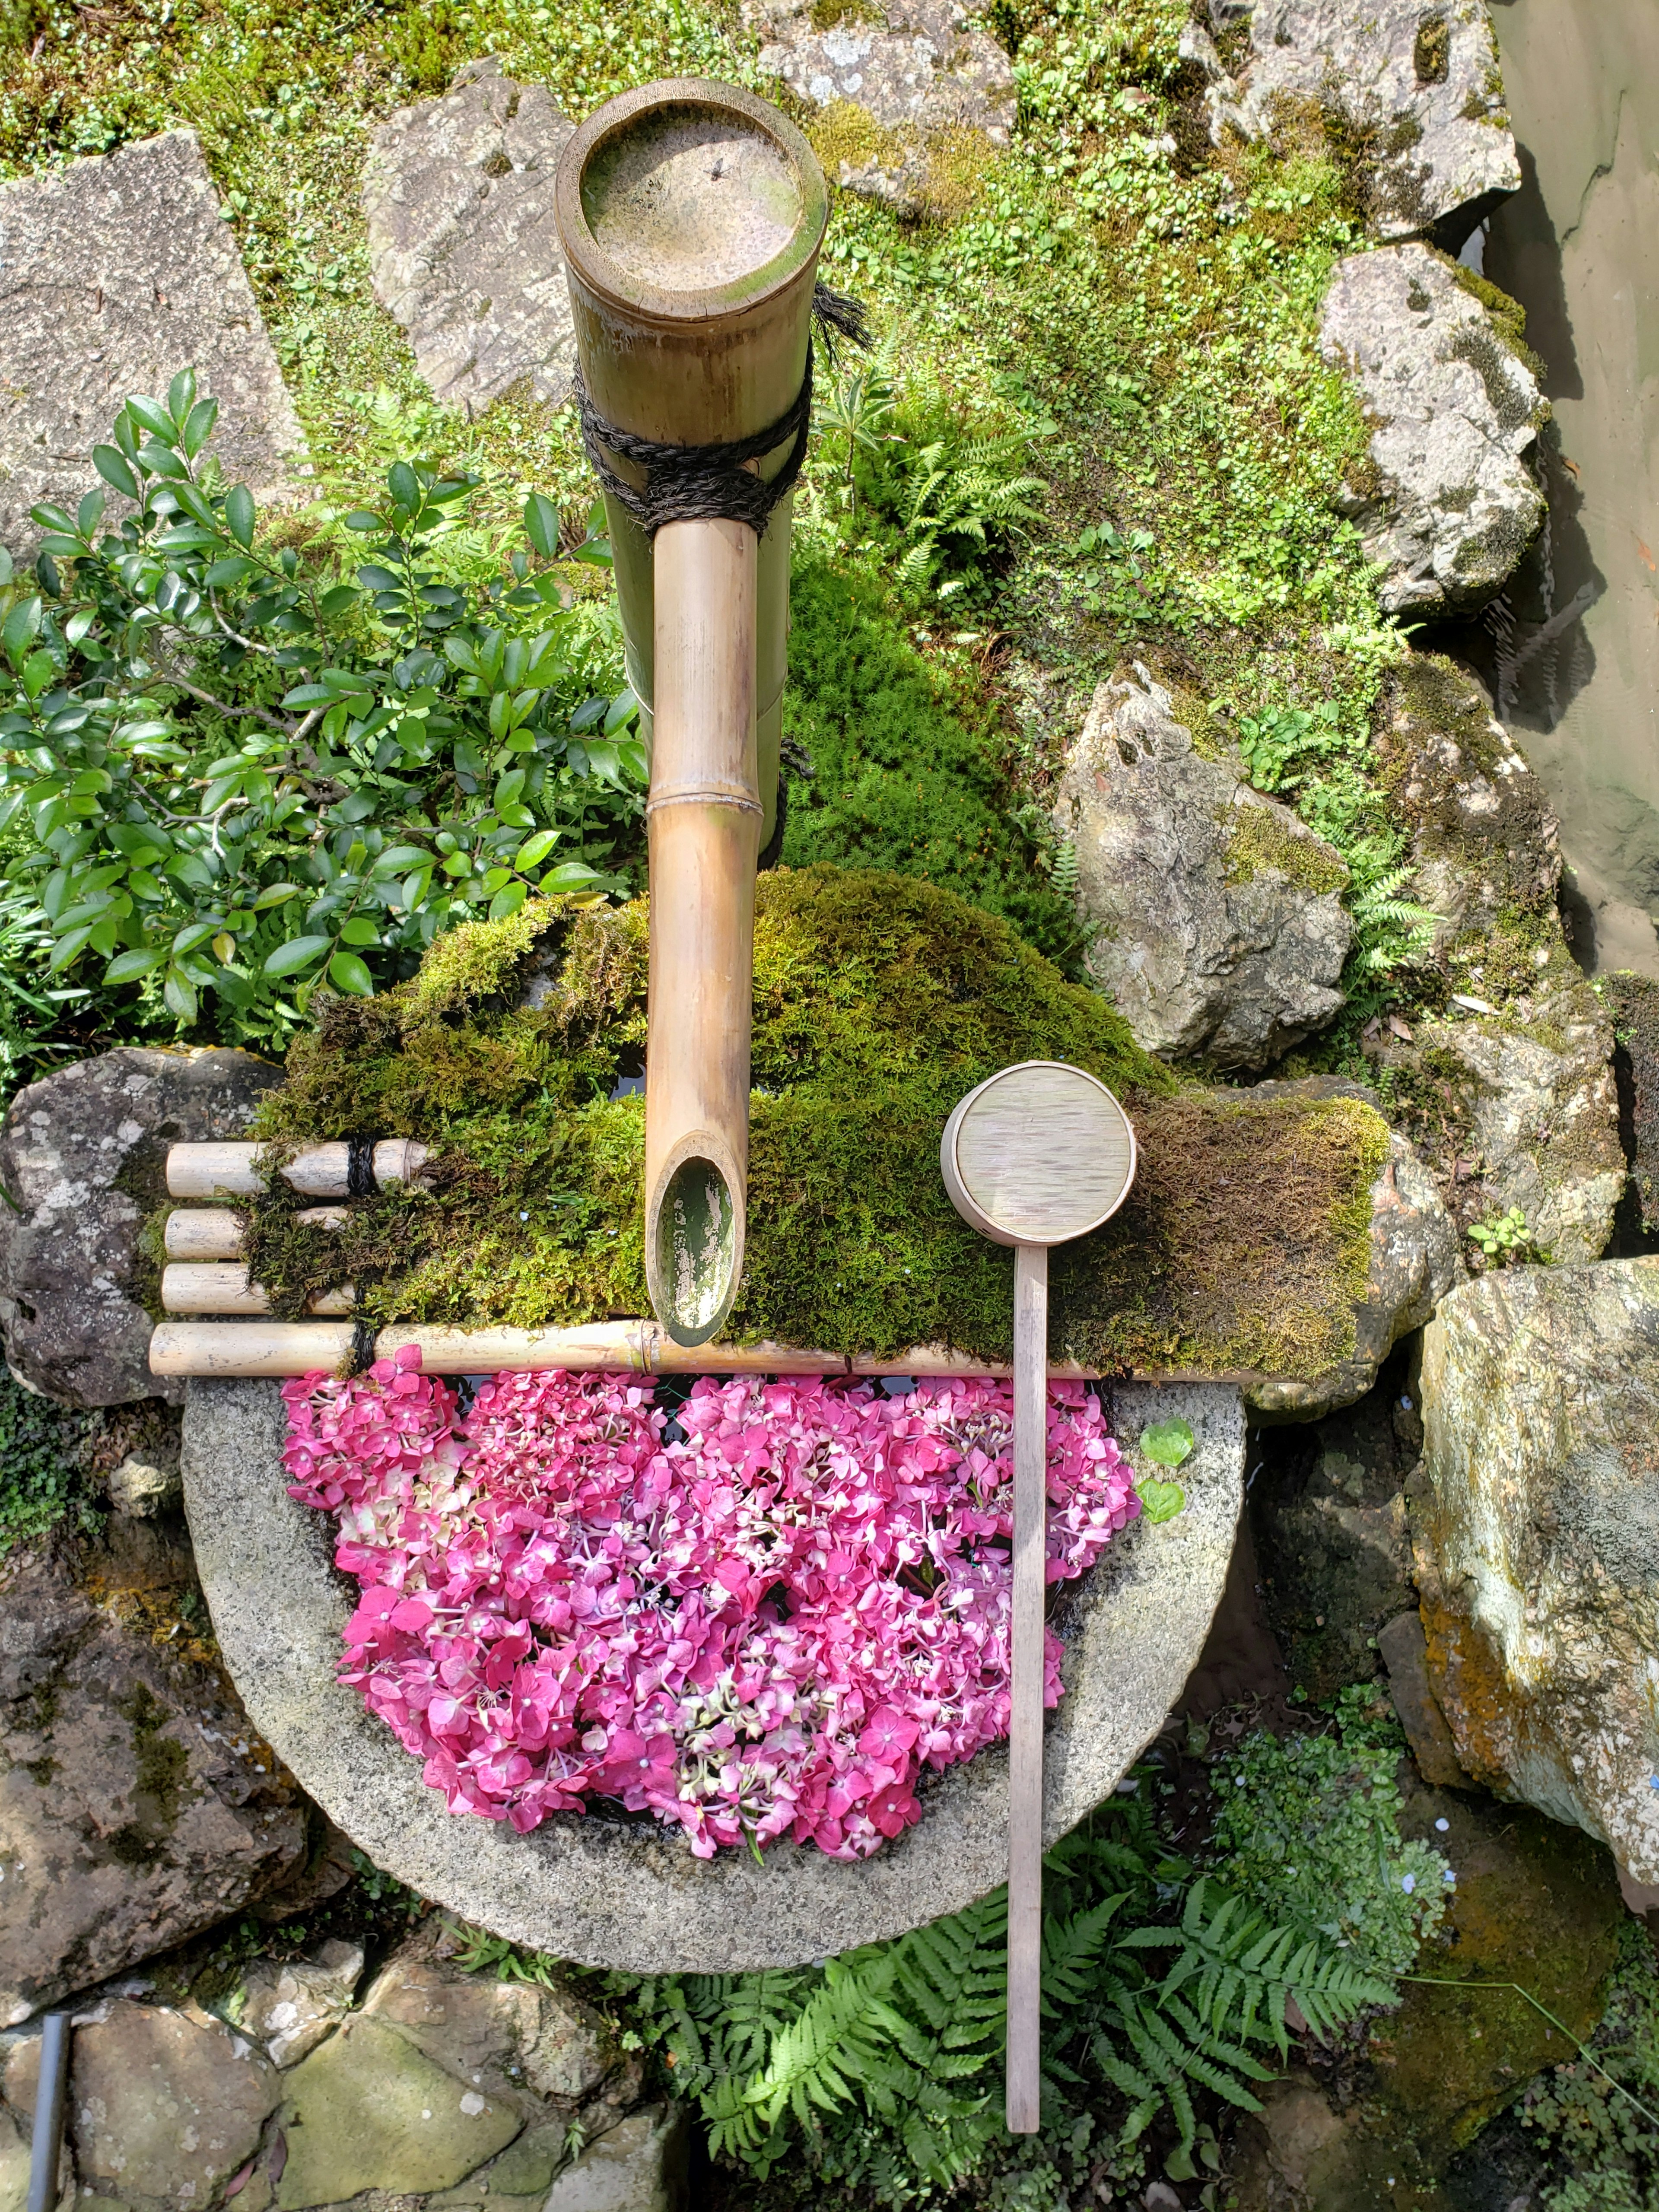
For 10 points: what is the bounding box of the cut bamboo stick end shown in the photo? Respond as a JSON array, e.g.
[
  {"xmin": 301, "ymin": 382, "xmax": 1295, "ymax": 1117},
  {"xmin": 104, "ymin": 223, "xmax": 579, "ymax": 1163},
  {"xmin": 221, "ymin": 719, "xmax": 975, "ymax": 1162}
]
[
  {"xmin": 162, "ymin": 1206, "xmax": 347, "ymax": 1262},
  {"xmin": 161, "ymin": 1264, "xmax": 354, "ymax": 1316},
  {"xmin": 165, "ymin": 1140, "xmax": 429, "ymax": 1199}
]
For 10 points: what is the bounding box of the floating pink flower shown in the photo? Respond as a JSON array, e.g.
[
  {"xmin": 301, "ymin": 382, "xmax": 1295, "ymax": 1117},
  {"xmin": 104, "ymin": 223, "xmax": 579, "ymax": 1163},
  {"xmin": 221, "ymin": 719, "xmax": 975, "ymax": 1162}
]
[{"xmin": 282, "ymin": 1354, "xmax": 1138, "ymax": 1860}]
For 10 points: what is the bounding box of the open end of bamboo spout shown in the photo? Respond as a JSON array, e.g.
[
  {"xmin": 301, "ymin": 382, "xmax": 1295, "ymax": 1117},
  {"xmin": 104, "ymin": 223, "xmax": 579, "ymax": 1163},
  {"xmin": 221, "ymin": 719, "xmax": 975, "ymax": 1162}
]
[{"xmin": 646, "ymin": 1138, "xmax": 746, "ymax": 1348}]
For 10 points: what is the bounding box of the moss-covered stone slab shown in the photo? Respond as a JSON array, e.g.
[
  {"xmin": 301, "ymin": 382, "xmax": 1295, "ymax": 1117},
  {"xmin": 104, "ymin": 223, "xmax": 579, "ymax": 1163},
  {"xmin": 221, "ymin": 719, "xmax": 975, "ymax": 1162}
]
[
  {"xmin": 242, "ymin": 870, "xmax": 1401, "ymax": 1404},
  {"xmin": 180, "ymin": 1376, "xmax": 1243, "ymax": 1969}
]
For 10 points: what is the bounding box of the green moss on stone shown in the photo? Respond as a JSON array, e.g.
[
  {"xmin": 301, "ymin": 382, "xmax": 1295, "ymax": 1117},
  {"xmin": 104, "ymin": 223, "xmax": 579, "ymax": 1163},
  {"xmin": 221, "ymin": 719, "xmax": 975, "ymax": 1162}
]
[
  {"xmin": 1223, "ymin": 801, "xmax": 1349, "ymax": 896},
  {"xmin": 245, "ymin": 868, "xmax": 1389, "ymax": 1380}
]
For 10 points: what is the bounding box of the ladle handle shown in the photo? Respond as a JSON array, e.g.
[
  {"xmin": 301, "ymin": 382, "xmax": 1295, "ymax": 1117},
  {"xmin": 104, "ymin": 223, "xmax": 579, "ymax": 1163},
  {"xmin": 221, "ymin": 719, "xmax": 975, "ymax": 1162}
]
[{"xmin": 1007, "ymin": 1239, "xmax": 1048, "ymax": 2134}]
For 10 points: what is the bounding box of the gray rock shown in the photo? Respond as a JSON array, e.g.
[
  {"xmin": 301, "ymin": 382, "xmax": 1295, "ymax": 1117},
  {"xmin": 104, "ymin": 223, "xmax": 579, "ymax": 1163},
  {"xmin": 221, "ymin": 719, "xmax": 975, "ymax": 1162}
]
[
  {"xmin": 1377, "ymin": 1608, "xmax": 1466, "ymax": 1787},
  {"xmin": 276, "ymin": 2013, "xmax": 522, "ymax": 2206},
  {"xmin": 0, "ymin": 130, "xmax": 305, "ymax": 556},
  {"xmin": 750, "ymin": 0, "xmax": 1014, "ymax": 214},
  {"xmin": 228, "ymin": 1940, "xmax": 363, "ymax": 2067},
  {"xmin": 544, "ymin": 2105, "xmax": 688, "ymax": 2212},
  {"xmin": 1415, "ymin": 1259, "xmax": 1659, "ymax": 1883},
  {"xmin": 1320, "ymin": 244, "xmax": 1546, "ymax": 618},
  {"xmin": 181, "ymin": 1378, "xmax": 1242, "ymax": 1970},
  {"xmin": 1054, "ymin": 666, "xmax": 1353, "ymax": 1072},
  {"xmin": 0, "ymin": 1046, "xmax": 281, "ymax": 1407},
  {"xmin": 0, "ymin": 1555, "xmax": 306, "ymax": 2027},
  {"xmin": 107, "ymin": 1438, "xmax": 183, "ymax": 1520},
  {"xmin": 1605, "ymin": 972, "xmax": 1659, "ymax": 1233},
  {"xmin": 363, "ymin": 58, "xmax": 576, "ymax": 417},
  {"xmin": 1251, "ymin": 1345, "xmax": 1421, "ymax": 1693},
  {"xmin": 1209, "ymin": 0, "xmax": 1520, "ymax": 242},
  {"xmin": 69, "ymin": 2002, "xmax": 280, "ymax": 2205},
  {"xmin": 1415, "ymin": 988, "xmax": 1624, "ymax": 1264}
]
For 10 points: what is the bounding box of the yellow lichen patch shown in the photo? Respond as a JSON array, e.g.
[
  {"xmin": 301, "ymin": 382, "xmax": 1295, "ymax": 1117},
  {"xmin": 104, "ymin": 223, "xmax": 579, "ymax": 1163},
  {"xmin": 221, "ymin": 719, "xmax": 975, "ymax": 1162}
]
[{"xmin": 1222, "ymin": 799, "xmax": 1350, "ymax": 896}]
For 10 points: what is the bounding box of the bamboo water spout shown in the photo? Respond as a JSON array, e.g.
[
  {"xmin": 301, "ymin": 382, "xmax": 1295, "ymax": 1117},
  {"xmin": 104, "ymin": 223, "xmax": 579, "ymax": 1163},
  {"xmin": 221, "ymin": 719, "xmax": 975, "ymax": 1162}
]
[{"xmin": 555, "ymin": 82, "xmax": 827, "ymax": 1346}]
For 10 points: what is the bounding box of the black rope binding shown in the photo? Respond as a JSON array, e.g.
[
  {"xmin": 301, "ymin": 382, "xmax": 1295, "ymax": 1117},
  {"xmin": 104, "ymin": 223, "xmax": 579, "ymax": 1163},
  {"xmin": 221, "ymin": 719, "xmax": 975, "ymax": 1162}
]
[
  {"xmin": 574, "ymin": 283, "xmax": 871, "ymax": 541},
  {"xmin": 345, "ymin": 1135, "xmax": 378, "ymax": 1200},
  {"xmin": 346, "ymin": 1317, "xmax": 378, "ymax": 1376}
]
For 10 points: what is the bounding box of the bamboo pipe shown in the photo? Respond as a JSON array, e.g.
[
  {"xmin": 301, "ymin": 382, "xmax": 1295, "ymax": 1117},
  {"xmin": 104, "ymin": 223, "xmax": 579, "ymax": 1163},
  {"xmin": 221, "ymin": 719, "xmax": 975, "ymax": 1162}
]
[
  {"xmin": 163, "ymin": 1206, "xmax": 346, "ymax": 1261},
  {"xmin": 165, "ymin": 1141, "xmax": 428, "ymax": 1198},
  {"xmin": 160, "ymin": 1264, "xmax": 355, "ymax": 1316},
  {"xmin": 555, "ymin": 82, "xmax": 827, "ymax": 1349}
]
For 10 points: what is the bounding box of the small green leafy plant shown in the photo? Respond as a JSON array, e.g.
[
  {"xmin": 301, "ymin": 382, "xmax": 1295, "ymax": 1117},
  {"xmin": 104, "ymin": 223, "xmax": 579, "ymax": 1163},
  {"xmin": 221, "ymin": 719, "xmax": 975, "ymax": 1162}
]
[
  {"xmin": 0, "ymin": 1371, "xmax": 101, "ymax": 1557},
  {"xmin": 1523, "ymin": 1924, "xmax": 1659, "ymax": 2210},
  {"xmin": 1135, "ymin": 1415, "xmax": 1193, "ymax": 1524},
  {"xmin": 3, "ymin": 372, "xmax": 643, "ymax": 1049},
  {"xmin": 587, "ymin": 1799, "xmax": 1392, "ymax": 2201},
  {"xmin": 1469, "ymin": 1206, "xmax": 1532, "ymax": 1262},
  {"xmin": 1205, "ymin": 1696, "xmax": 1451, "ymax": 1978}
]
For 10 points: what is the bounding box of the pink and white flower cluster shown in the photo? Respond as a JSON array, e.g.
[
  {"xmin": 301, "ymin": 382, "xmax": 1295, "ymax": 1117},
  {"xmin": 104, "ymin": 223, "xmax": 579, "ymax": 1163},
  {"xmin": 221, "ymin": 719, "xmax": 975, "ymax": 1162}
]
[{"xmin": 283, "ymin": 1355, "xmax": 1138, "ymax": 1860}]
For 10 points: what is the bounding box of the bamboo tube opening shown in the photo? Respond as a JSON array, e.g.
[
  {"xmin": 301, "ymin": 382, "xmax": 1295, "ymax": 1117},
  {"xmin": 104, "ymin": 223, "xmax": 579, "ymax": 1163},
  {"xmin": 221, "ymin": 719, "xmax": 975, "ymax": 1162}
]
[{"xmin": 556, "ymin": 83, "xmax": 826, "ymax": 1348}]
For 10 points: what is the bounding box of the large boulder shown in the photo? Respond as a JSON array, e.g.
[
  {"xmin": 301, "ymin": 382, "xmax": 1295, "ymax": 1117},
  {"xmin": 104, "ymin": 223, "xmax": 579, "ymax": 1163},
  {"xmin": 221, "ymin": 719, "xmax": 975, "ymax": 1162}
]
[
  {"xmin": 1320, "ymin": 245, "xmax": 1547, "ymax": 619},
  {"xmin": 1209, "ymin": 0, "xmax": 1520, "ymax": 242},
  {"xmin": 1414, "ymin": 1259, "xmax": 1659, "ymax": 1885},
  {"xmin": 749, "ymin": 0, "xmax": 1014, "ymax": 214},
  {"xmin": 1054, "ymin": 666, "xmax": 1353, "ymax": 1072},
  {"xmin": 0, "ymin": 130, "xmax": 305, "ymax": 555},
  {"xmin": 0, "ymin": 1554, "xmax": 306, "ymax": 2027},
  {"xmin": 363, "ymin": 57, "xmax": 576, "ymax": 417},
  {"xmin": 0, "ymin": 1045, "xmax": 280, "ymax": 1406}
]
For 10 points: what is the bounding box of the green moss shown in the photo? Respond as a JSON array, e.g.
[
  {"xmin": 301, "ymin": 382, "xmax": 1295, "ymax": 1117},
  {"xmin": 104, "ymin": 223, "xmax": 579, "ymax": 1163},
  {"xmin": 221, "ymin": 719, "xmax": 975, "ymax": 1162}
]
[
  {"xmin": 1222, "ymin": 801, "xmax": 1349, "ymax": 895},
  {"xmin": 246, "ymin": 869, "xmax": 1389, "ymax": 1381},
  {"xmin": 0, "ymin": 1371, "xmax": 101, "ymax": 1557},
  {"xmin": 779, "ymin": 561, "xmax": 1081, "ymax": 968},
  {"xmin": 1446, "ymin": 255, "xmax": 1548, "ymax": 379}
]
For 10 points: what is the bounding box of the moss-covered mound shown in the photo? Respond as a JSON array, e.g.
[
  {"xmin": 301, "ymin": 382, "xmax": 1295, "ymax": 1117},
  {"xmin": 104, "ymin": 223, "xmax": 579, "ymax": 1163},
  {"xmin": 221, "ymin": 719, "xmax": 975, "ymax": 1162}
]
[{"xmin": 246, "ymin": 868, "xmax": 1389, "ymax": 1378}]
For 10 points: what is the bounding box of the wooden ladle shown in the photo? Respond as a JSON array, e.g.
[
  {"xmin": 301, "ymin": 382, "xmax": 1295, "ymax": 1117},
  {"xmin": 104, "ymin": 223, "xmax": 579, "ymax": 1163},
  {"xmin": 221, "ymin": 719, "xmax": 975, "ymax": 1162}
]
[{"xmin": 941, "ymin": 1061, "xmax": 1138, "ymax": 2134}]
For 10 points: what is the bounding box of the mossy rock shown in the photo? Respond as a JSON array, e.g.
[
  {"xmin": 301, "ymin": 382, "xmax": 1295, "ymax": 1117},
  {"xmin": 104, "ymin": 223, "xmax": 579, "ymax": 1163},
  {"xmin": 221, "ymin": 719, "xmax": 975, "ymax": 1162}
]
[{"xmin": 246, "ymin": 868, "xmax": 1389, "ymax": 1381}]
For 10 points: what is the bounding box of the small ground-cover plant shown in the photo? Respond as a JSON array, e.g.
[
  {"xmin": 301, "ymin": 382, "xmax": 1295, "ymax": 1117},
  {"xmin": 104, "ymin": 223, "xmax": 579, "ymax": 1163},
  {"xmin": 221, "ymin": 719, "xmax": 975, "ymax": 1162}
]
[
  {"xmin": 1524, "ymin": 1923, "xmax": 1659, "ymax": 2210},
  {"xmin": 0, "ymin": 1370, "xmax": 102, "ymax": 1557},
  {"xmin": 2, "ymin": 375, "xmax": 643, "ymax": 1052},
  {"xmin": 1206, "ymin": 1685, "xmax": 1452, "ymax": 1978}
]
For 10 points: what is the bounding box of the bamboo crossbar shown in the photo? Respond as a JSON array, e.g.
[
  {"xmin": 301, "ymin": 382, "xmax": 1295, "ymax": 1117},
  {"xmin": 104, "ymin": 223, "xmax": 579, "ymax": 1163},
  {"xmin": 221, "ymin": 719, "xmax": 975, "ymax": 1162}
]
[
  {"xmin": 148, "ymin": 1316, "xmax": 1262, "ymax": 1385},
  {"xmin": 162, "ymin": 1206, "xmax": 346, "ymax": 1261}
]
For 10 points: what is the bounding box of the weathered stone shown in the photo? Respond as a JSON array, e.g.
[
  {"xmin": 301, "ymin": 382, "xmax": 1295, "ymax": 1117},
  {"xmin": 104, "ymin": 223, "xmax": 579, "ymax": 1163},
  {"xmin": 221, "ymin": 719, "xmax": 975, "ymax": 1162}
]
[
  {"xmin": 1209, "ymin": 0, "xmax": 1520, "ymax": 242},
  {"xmin": 749, "ymin": 0, "xmax": 1014, "ymax": 213},
  {"xmin": 0, "ymin": 1555, "xmax": 305, "ymax": 2027},
  {"xmin": 1243, "ymin": 1087, "xmax": 1461, "ymax": 1417},
  {"xmin": 1320, "ymin": 244, "xmax": 1546, "ymax": 619},
  {"xmin": 70, "ymin": 2002, "xmax": 280, "ymax": 2203},
  {"xmin": 1055, "ymin": 666, "xmax": 1353, "ymax": 1072},
  {"xmin": 1416, "ymin": 987, "xmax": 1624, "ymax": 1265},
  {"xmin": 543, "ymin": 2105, "xmax": 688, "ymax": 2212},
  {"xmin": 229, "ymin": 1941, "xmax": 364, "ymax": 2067},
  {"xmin": 275, "ymin": 2014, "xmax": 521, "ymax": 2207},
  {"xmin": 1377, "ymin": 1608, "xmax": 1465, "ymax": 1786},
  {"xmin": 1251, "ymin": 1345, "xmax": 1421, "ymax": 1693},
  {"xmin": 0, "ymin": 130, "xmax": 305, "ymax": 556},
  {"xmin": 0, "ymin": 1046, "xmax": 281, "ymax": 1407},
  {"xmin": 1602, "ymin": 971, "xmax": 1659, "ymax": 1233},
  {"xmin": 363, "ymin": 58, "xmax": 576, "ymax": 417},
  {"xmin": 107, "ymin": 1438, "xmax": 183, "ymax": 1520},
  {"xmin": 1415, "ymin": 1260, "xmax": 1659, "ymax": 1882},
  {"xmin": 361, "ymin": 1923, "xmax": 618, "ymax": 2109},
  {"xmin": 1376, "ymin": 651, "xmax": 1562, "ymax": 959},
  {"xmin": 181, "ymin": 1378, "xmax": 1242, "ymax": 1969}
]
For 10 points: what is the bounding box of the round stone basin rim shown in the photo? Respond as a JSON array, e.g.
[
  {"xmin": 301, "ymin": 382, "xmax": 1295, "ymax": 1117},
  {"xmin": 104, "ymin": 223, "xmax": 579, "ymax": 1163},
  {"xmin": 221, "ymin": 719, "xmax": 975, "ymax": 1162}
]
[{"xmin": 179, "ymin": 1378, "xmax": 1243, "ymax": 1972}]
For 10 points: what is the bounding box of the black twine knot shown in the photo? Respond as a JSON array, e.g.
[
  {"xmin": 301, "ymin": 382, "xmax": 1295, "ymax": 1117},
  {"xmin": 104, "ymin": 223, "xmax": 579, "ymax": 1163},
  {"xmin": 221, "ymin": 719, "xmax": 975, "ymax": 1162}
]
[
  {"xmin": 345, "ymin": 1136, "xmax": 378, "ymax": 1200},
  {"xmin": 574, "ymin": 283, "xmax": 871, "ymax": 541},
  {"xmin": 346, "ymin": 1317, "xmax": 378, "ymax": 1376}
]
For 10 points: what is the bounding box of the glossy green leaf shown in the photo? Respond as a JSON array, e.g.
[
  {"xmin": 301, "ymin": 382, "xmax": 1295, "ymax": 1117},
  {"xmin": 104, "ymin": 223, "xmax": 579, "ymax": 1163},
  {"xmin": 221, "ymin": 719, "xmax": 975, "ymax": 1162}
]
[
  {"xmin": 1140, "ymin": 1418, "xmax": 1195, "ymax": 1468},
  {"xmin": 1135, "ymin": 1478, "xmax": 1185, "ymax": 1525},
  {"xmin": 524, "ymin": 491, "xmax": 560, "ymax": 559},
  {"xmin": 327, "ymin": 950, "xmax": 375, "ymax": 995},
  {"xmin": 262, "ymin": 933, "xmax": 333, "ymax": 978},
  {"xmin": 224, "ymin": 483, "xmax": 256, "ymax": 550},
  {"xmin": 104, "ymin": 947, "xmax": 165, "ymax": 985}
]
